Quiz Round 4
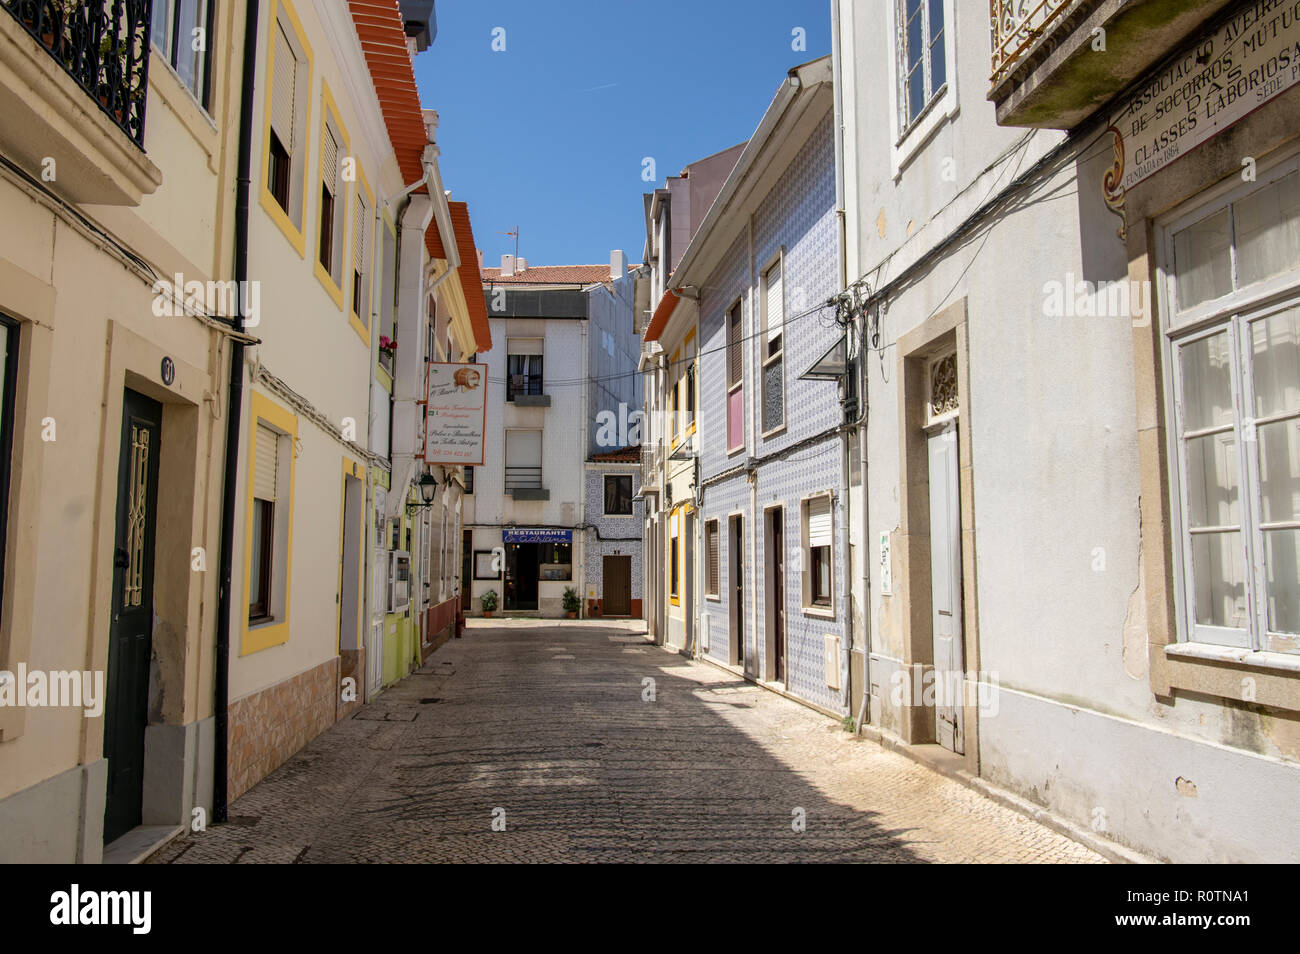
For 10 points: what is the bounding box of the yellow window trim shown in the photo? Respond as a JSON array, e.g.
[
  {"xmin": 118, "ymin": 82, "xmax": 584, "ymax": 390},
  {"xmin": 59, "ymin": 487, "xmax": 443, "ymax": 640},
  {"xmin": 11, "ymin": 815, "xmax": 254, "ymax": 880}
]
[
  {"xmin": 259, "ymin": 0, "xmax": 314, "ymax": 259},
  {"xmin": 669, "ymin": 503, "xmax": 682, "ymax": 606},
  {"xmin": 313, "ymin": 79, "xmax": 350, "ymax": 310},
  {"xmin": 669, "ymin": 345, "xmax": 681, "ymax": 448},
  {"xmin": 337, "ymin": 456, "xmax": 364, "ymax": 655},
  {"xmin": 241, "ymin": 390, "xmax": 298, "ymax": 655},
  {"xmin": 348, "ymin": 162, "xmax": 374, "ymax": 345}
]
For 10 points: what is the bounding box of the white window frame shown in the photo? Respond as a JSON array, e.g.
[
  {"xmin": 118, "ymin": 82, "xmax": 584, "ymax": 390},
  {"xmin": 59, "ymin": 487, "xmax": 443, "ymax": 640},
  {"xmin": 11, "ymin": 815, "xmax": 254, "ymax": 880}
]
[
  {"xmin": 885, "ymin": 0, "xmax": 959, "ymax": 179},
  {"xmin": 800, "ymin": 492, "xmax": 835, "ymax": 618},
  {"xmin": 1157, "ymin": 148, "xmax": 1300, "ymax": 656},
  {"xmin": 760, "ymin": 250, "xmax": 787, "ymax": 439}
]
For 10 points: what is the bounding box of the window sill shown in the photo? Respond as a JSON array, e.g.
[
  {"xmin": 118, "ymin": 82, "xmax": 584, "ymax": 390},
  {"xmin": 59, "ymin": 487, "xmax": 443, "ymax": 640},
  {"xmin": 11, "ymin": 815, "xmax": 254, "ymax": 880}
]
[
  {"xmin": 802, "ymin": 605, "xmax": 835, "ymax": 620},
  {"xmin": 705, "ymin": 593, "xmax": 721, "ymax": 602},
  {"xmin": 892, "ymin": 85, "xmax": 957, "ymax": 181},
  {"xmin": 1158, "ymin": 641, "xmax": 1300, "ymax": 712},
  {"xmin": 1165, "ymin": 642, "xmax": 1300, "ymax": 674}
]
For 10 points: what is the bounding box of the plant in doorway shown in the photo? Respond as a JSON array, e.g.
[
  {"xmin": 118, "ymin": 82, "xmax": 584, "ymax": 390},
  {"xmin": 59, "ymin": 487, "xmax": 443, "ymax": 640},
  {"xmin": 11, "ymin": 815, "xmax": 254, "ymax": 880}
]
[
  {"xmin": 562, "ymin": 587, "xmax": 581, "ymax": 619},
  {"xmin": 480, "ymin": 590, "xmax": 498, "ymax": 618}
]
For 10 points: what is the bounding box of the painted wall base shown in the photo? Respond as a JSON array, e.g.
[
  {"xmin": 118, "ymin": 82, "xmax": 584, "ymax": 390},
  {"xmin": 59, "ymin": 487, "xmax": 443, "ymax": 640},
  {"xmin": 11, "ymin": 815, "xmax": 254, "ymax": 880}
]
[
  {"xmin": 980, "ymin": 687, "xmax": 1300, "ymax": 863},
  {"xmin": 0, "ymin": 758, "xmax": 106, "ymax": 863}
]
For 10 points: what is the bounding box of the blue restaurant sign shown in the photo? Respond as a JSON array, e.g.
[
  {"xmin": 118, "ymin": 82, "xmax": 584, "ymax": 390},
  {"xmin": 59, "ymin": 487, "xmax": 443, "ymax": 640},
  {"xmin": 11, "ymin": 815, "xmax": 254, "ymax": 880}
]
[{"xmin": 502, "ymin": 528, "xmax": 572, "ymax": 544}]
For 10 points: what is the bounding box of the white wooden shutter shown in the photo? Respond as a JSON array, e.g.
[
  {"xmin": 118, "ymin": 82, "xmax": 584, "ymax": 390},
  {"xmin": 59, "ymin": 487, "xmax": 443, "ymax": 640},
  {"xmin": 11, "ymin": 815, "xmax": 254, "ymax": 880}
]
[
  {"xmin": 271, "ymin": 21, "xmax": 297, "ymax": 151},
  {"xmin": 354, "ymin": 193, "xmax": 368, "ymax": 274},
  {"xmin": 765, "ymin": 260, "xmax": 783, "ymax": 343},
  {"xmin": 321, "ymin": 123, "xmax": 339, "ymax": 194},
  {"xmin": 505, "ymin": 430, "xmax": 542, "ymax": 468},
  {"xmin": 808, "ymin": 496, "xmax": 832, "ymax": 548},
  {"xmin": 254, "ymin": 425, "xmax": 279, "ymax": 501},
  {"xmin": 507, "ymin": 337, "xmax": 543, "ymax": 355}
]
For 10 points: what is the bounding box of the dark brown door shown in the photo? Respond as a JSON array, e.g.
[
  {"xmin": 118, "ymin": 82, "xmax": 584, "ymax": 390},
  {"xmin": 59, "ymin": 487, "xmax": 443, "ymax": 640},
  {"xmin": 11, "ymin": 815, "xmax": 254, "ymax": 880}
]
[
  {"xmin": 771, "ymin": 510, "xmax": 785, "ymax": 682},
  {"xmin": 603, "ymin": 555, "xmax": 631, "ymax": 615},
  {"xmin": 104, "ymin": 389, "xmax": 162, "ymax": 844}
]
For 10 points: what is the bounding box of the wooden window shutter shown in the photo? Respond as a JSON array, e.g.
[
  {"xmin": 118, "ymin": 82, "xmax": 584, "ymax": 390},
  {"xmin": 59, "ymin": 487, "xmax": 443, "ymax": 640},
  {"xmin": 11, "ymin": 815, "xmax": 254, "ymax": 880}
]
[
  {"xmin": 808, "ymin": 496, "xmax": 832, "ymax": 548},
  {"xmin": 727, "ymin": 303, "xmax": 742, "ymax": 386},
  {"xmin": 321, "ymin": 123, "xmax": 339, "ymax": 194},
  {"xmin": 765, "ymin": 260, "xmax": 783, "ymax": 345},
  {"xmin": 271, "ymin": 21, "xmax": 297, "ymax": 152},
  {"xmin": 254, "ymin": 425, "xmax": 279, "ymax": 501}
]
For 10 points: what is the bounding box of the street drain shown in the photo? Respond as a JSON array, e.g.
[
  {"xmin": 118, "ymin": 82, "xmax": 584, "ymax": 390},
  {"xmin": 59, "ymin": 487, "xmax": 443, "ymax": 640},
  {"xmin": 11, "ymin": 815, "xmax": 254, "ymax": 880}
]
[{"xmin": 419, "ymin": 697, "xmax": 443, "ymax": 704}]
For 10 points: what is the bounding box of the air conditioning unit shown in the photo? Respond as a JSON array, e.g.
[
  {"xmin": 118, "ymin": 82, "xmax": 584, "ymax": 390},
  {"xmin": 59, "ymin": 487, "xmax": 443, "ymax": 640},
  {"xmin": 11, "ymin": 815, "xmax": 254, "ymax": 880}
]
[
  {"xmin": 824, "ymin": 634, "xmax": 841, "ymax": 690},
  {"xmin": 388, "ymin": 550, "xmax": 411, "ymax": 613}
]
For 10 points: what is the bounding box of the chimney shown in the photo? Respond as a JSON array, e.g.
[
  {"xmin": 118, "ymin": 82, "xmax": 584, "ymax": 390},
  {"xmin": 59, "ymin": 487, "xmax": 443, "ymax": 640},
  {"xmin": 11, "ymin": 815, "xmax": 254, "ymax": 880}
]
[
  {"xmin": 477, "ymin": 249, "xmax": 484, "ymax": 270},
  {"xmin": 501, "ymin": 254, "xmax": 515, "ymax": 277},
  {"xmin": 516, "ymin": 257, "xmax": 528, "ymax": 273},
  {"xmin": 610, "ymin": 249, "xmax": 627, "ymax": 280}
]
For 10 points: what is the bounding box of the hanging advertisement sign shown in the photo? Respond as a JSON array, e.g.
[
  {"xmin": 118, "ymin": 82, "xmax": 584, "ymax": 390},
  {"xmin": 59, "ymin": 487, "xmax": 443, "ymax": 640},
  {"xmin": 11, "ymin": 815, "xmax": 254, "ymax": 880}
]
[{"xmin": 424, "ymin": 362, "xmax": 486, "ymax": 465}]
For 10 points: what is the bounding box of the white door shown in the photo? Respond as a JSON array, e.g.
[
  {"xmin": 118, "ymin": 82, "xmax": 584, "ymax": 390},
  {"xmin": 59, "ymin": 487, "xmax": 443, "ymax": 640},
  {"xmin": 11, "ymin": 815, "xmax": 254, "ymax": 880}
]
[{"xmin": 928, "ymin": 422, "xmax": 964, "ymax": 754}]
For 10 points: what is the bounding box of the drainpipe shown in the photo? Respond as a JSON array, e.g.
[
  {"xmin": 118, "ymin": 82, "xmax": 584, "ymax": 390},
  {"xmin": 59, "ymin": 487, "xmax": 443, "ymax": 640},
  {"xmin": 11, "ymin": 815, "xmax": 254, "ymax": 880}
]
[{"xmin": 214, "ymin": 0, "xmax": 260, "ymax": 823}]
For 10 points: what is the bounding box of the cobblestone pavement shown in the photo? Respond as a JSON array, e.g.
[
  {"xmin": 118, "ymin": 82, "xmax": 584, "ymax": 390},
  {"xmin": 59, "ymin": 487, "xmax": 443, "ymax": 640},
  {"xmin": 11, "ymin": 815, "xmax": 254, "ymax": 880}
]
[{"xmin": 150, "ymin": 620, "xmax": 1104, "ymax": 863}]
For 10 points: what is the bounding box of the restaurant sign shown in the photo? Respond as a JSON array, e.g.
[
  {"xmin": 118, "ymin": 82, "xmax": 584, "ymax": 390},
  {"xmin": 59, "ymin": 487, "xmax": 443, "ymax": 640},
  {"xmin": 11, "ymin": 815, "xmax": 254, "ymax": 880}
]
[
  {"xmin": 1108, "ymin": 1, "xmax": 1300, "ymax": 197},
  {"xmin": 424, "ymin": 362, "xmax": 486, "ymax": 465},
  {"xmin": 502, "ymin": 529, "xmax": 572, "ymax": 544}
]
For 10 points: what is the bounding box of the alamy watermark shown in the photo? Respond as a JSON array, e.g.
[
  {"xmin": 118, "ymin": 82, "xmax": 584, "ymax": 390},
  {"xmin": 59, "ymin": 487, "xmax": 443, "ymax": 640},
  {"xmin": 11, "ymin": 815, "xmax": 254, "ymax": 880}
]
[{"xmin": 0, "ymin": 665, "xmax": 104, "ymax": 717}]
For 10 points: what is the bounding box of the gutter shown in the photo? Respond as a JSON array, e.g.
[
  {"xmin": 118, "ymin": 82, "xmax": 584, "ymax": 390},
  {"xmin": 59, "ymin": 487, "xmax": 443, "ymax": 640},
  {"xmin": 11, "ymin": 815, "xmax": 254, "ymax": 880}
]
[{"xmin": 214, "ymin": 0, "xmax": 260, "ymax": 823}]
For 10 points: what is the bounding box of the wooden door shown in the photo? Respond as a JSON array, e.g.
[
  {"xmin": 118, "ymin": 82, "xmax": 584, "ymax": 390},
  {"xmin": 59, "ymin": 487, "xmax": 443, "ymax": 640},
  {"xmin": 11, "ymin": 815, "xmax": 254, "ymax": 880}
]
[{"xmin": 603, "ymin": 555, "xmax": 632, "ymax": 615}]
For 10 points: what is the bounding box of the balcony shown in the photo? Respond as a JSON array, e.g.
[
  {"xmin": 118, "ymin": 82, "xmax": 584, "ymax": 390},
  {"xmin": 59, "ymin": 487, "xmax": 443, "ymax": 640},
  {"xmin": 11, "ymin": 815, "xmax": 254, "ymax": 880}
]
[
  {"xmin": 0, "ymin": 0, "xmax": 160, "ymax": 204},
  {"xmin": 988, "ymin": 0, "xmax": 1234, "ymax": 128},
  {"xmin": 505, "ymin": 466, "xmax": 548, "ymax": 501}
]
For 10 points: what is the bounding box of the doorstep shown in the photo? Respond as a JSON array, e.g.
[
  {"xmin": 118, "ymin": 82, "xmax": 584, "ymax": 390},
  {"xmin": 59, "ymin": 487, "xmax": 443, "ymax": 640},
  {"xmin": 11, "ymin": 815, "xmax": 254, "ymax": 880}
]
[
  {"xmin": 103, "ymin": 824, "xmax": 186, "ymax": 865},
  {"xmin": 856, "ymin": 725, "xmax": 1154, "ymax": 865}
]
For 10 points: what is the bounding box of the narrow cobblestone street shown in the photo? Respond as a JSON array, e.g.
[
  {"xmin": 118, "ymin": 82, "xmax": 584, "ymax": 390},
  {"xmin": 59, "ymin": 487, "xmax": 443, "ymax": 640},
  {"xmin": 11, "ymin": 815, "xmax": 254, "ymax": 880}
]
[{"xmin": 149, "ymin": 621, "xmax": 1102, "ymax": 864}]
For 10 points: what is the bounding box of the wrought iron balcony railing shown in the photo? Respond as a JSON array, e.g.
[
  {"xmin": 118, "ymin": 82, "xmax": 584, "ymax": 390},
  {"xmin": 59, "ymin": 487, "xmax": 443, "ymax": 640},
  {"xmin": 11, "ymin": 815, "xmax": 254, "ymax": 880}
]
[
  {"xmin": 3, "ymin": 0, "xmax": 152, "ymax": 147},
  {"xmin": 989, "ymin": 0, "xmax": 1079, "ymax": 87}
]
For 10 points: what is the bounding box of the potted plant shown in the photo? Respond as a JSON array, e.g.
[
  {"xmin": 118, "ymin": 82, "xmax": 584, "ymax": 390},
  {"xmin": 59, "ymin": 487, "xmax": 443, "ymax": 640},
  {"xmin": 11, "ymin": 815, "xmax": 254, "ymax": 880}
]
[
  {"xmin": 378, "ymin": 335, "xmax": 396, "ymax": 372},
  {"xmin": 479, "ymin": 590, "xmax": 498, "ymax": 618},
  {"xmin": 562, "ymin": 587, "xmax": 581, "ymax": 619}
]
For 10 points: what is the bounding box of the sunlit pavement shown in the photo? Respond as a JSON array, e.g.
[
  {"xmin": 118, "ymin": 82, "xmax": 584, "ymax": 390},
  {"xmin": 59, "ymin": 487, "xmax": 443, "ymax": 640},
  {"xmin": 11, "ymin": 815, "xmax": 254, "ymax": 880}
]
[{"xmin": 149, "ymin": 619, "xmax": 1103, "ymax": 863}]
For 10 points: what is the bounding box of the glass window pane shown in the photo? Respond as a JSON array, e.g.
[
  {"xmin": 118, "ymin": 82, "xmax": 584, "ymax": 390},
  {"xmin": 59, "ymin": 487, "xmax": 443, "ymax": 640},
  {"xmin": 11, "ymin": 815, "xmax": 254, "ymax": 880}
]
[
  {"xmin": 1250, "ymin": 307, "xmax": 1300, "ymax": 418},
  {"xmin": 1174, "ymin": 208, "xmax": 1232, "ymax": 310},
  {"xmin": 1185, "ymin": 432, "xmax": 1240, "ymax": 528},
  {"xmin": 1191, "ymin": 531, "xmax": 1248, "ymax": 629},
  {"xmin": 906, "ymin": 7, "xmax": 923, "ymax": 72},
  {"xmin": 174, "ymin": 0, "xmax": 202, "ymax": 93},
  {"xmin": 1235, "ymin": 172, "xmax": 1300, "ymax": 287},
  {"xmin": 907, "ymin": 65, "xmax": 924, "ymax": 122},
  {"xmin": 151, "ymin": 0, "xmax": 174, "ymax": 57},
  {"xmin": 1179, "ymin": 331, "xmax": 1235, "ymax": 432},
  {"xmin": 1263, "ymin": 529, "xmax": 1300, "ymax": 638},
  {"xmin": 1258, "ymin": 419, "xmax": 1300, "ymax": 523},
  {"xmin": 930, "ymin": 30, "xmax": 946, "ymax": 92},
  {"xmin": 764, "ymin": 358, "xmax": 784, "ymax": 431},
  {"xmin": 250, "ymin": 501, "xmax": 266, "ymax": 605},
  {"xmin": 927, "ymin": 0, "xmax": 943, "ymax": 41}
]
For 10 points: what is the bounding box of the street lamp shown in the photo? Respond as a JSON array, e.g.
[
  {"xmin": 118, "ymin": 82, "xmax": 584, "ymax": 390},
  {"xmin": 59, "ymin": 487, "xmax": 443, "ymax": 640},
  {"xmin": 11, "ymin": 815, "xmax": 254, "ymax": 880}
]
[{"xmin": 407, "ymin": 472, "xmax": 439, "ymax": 512}]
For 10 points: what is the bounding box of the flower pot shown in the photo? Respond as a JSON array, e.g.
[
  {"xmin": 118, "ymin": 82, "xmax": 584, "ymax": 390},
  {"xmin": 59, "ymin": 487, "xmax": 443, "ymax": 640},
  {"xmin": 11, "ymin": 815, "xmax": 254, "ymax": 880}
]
[
  {"xmin": 482, "ymin": 610, "xmax": 492, "ymax": 618},
  {"xmin": 566, "ymin": 611, "xmax": 576, "ymax": 619}
]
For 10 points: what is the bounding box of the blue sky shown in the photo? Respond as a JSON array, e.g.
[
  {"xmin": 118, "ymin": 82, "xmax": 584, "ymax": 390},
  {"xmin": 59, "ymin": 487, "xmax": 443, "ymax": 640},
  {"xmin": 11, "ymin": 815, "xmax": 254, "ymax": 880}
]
[{"xmin": 415, "ymin": 0, "xmax": 832, "ymax": 268}]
